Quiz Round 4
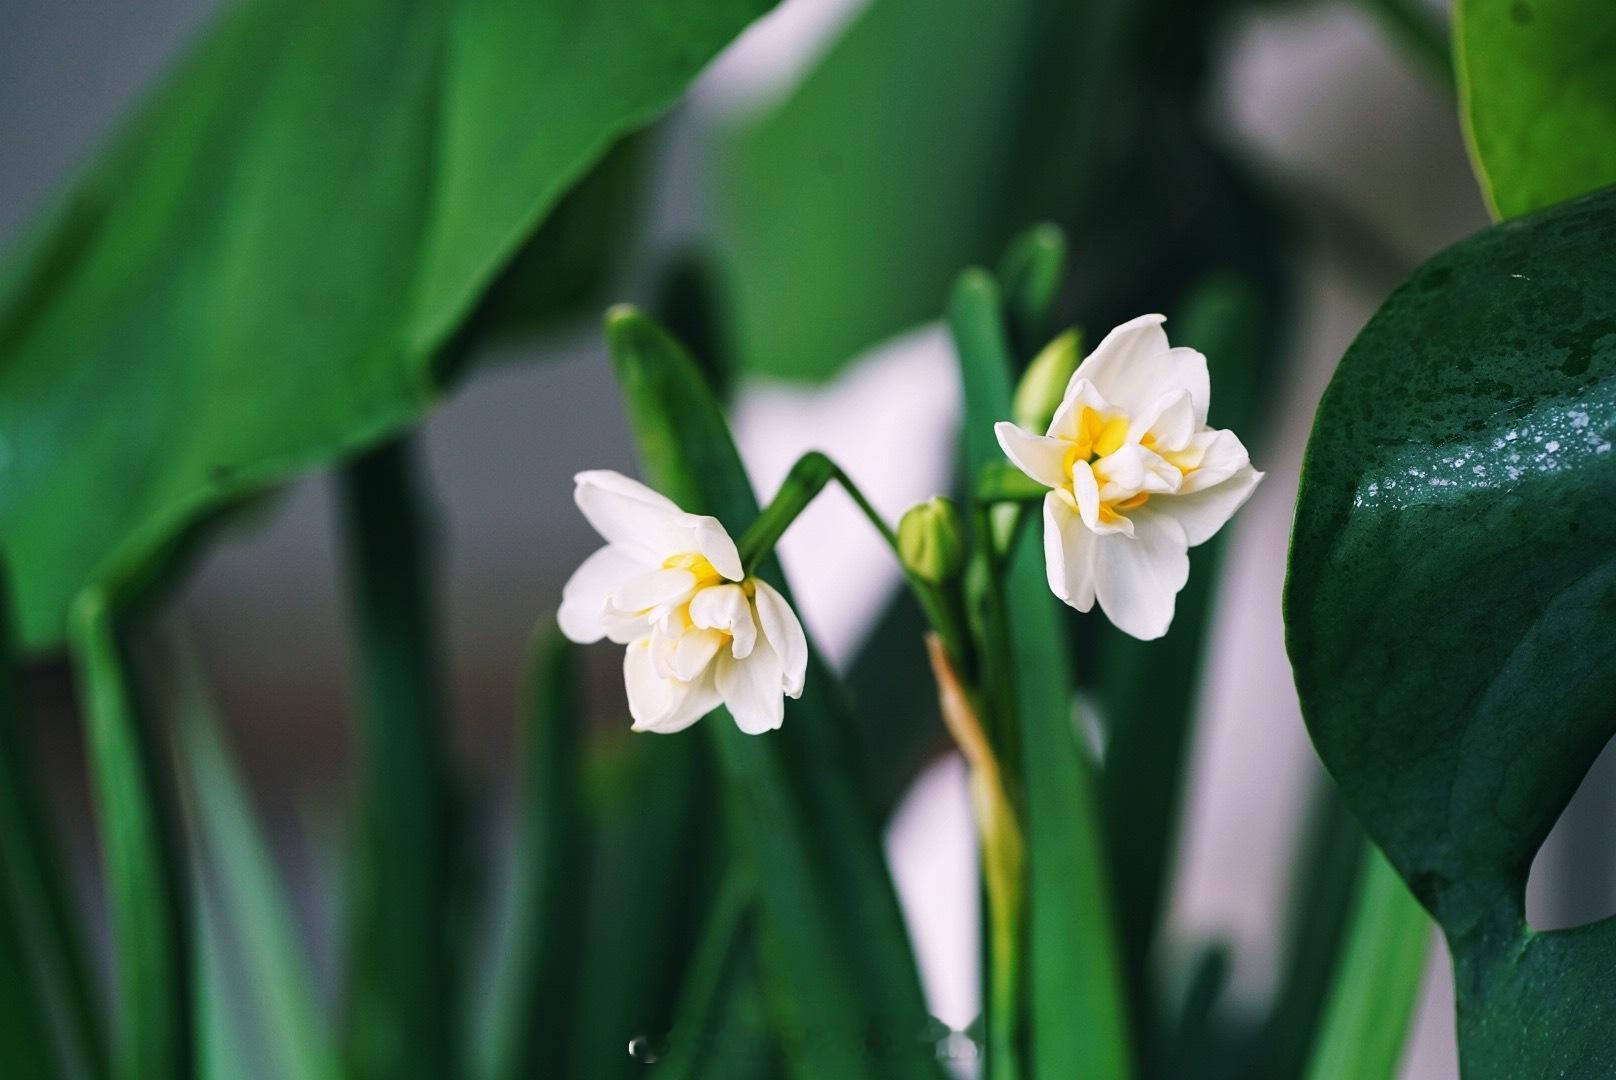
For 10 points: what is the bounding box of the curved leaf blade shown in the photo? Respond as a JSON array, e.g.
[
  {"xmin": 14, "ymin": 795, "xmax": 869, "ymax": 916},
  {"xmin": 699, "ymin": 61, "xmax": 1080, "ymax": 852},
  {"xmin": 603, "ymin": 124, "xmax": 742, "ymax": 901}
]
[
  {"xmin": 0, "ymin": 0, "xmax": 776, "ymax": 653},
  {"xmin": 1285, "ymin": 186, "xmax": 1616, "ymax": 1076},
  {"xmin": 1456, "ymin": 0, "xmax": 1616, "ymax": 219}
]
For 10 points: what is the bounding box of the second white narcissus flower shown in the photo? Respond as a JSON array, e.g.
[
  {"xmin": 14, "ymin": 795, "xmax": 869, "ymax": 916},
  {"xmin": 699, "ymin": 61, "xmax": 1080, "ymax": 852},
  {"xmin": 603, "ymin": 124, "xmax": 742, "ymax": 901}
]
[
  {"xmin": 558, "ymin": 471, "xmax": 808, "ymax": 734},
  {"xmin": 994, "ymin": 314, "xmax": 1263, "ymax": 641}
]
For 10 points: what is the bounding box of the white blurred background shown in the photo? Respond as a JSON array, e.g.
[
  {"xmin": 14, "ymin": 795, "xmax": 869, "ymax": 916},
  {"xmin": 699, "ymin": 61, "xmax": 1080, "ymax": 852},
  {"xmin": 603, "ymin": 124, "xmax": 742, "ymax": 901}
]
[{"xmin": 8, "ymin": 2, "xmax": 1616, "ymax": 1077}]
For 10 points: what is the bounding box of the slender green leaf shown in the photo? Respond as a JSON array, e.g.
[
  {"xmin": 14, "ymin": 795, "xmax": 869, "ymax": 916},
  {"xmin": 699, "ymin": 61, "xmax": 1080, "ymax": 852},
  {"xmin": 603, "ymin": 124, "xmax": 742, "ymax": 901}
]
[
  {"xmin": 475, "ymin": 625, "xmax": 590, "ymax": 1080},
  {"xmin": 337, "ymin": 440, "xmax": 454, "ymax": 1080},
  {"xmin": 1285, "ymin": 186, "xmax": 1616, "ymax": 1077},
  {"xmin": 949, "ymin": 272, "xmax": 1133, "ymax": 1080},
  {"xmin": 0, "ymin": 0, "xmax": 779, "ymax": 653},
  {"xmin": 0, "ymin": 568, "xmax": 106, "ymax": 1080},
  {"xmin": 607, "ymin": 308, "xmax": 941, "ymax": 1079},
  {"xmin": 71, "ymin": 592, "xmax": 191, "ymax": 1080},
  {"xmin": 166, "ymin": 634, "xmax": 339, "ymax": 1080},
  {"xmin": 1456, "ymin": 0, "xmax": 1616, "ymax": 218},
  {"xmin": 1302, "ymin": 848, "xmax": 1430, "ymax": 1080}
]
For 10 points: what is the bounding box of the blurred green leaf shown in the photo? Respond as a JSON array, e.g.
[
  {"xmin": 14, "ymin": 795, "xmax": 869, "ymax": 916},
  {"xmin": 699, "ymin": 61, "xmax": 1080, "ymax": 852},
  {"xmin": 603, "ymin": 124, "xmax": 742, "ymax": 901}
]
[
  {"xmin": 0, "ymin": 0, "xmax": 778, "ymax": 653},
  {"xmin": 716, "ymin": 0, "xmax": 1132, "ymax": 382},
  {"xmin": 1249, "ymin": 779, "xmax": 1366, "ymax": 1080},
  {"xmin": 337, "ymin": 440, "xmax": 455, "ymax": 1080},
  {"xmin": 474, "ymin": 626, "xmax": 590, "ymax": 1080},
  {"xmin": 71, "ymin": 594, "xmax": 191, "ymax": 1080},
  {"xmin": 1286, "ymin": 186, "xmax": 1616, "ymax": 1077},
  {"xmin": 607, "ymin": 308, "xmax": 941, "ymax": 1079},
  {"xmin": 949, "ymin": 271, "xmax": 1133, "ymax": 1080},
  {"xmin": 0, "ymin": 571, "xmax": 90, "ymax": 1080},
  {"xmin": 166, "ymin": 633, "xmax": 338, "ymax": 1080},
  {"xmin": 1456, "ymin": 0, "xmax": 1616, "ymax": 218},
  {"xmin": 1302, "ymin": 848, "xmax": 1430, "ymax": 1080},
  {"xmin": 562, "ymin": 734, "xmax": 723, "ymax": 1079},
  {"xmin": 655, "ymin": 872, "xmax": 765, "ymax": 1080}
]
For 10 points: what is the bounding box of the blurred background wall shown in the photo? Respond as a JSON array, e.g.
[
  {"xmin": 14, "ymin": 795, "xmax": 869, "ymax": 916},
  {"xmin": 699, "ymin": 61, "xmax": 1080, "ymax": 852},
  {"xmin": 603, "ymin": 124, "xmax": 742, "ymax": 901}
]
[{"xmin": 7, "ymin": 2, "xmax": 1616, "ymax": 1077}]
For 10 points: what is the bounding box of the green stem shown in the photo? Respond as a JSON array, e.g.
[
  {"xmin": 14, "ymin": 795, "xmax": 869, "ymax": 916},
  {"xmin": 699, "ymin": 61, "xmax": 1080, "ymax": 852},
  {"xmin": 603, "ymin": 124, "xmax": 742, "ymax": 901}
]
[
  {"xmin": 72, "ymin": 592, "xmax": 191, "ymax": 1080},
  {"xmin": 738, "ymin": 451, "xmax": 972, "ymax": 672},
  {"xmin": 338, "ymin": 439, "xmax": 456, "ymax": 1080}
]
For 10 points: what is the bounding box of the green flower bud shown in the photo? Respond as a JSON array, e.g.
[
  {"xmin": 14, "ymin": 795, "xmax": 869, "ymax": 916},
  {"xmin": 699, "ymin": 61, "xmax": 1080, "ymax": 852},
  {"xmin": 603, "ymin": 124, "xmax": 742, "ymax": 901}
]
[
  {"xmin": 1012, "ymin": 328, "xmax": 1082, "ymax": 433},
  {"xmin": 898, "ymin": 497, "xmax": 966, "ymax": 584}
]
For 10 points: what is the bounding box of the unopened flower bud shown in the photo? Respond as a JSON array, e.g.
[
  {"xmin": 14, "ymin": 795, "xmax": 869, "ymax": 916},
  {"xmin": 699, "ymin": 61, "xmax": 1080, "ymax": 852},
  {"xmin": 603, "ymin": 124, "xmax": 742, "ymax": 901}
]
[
  {"xmin": 898, "ymin": 497, "xmax": 965, "ymax": 584},
  {"xmin": 1012, "ymin": 329, "xmax": 1082, "ymax": 433}
]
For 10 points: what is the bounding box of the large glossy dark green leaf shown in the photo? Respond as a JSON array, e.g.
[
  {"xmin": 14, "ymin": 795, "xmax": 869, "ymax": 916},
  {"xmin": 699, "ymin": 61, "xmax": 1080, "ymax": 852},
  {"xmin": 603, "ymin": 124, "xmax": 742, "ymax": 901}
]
[
  {"xmin": 1456, "ymin": 0, "xmax": 1616, "ymax": 218},
  {"xmin": 949, "ymin": 272, "xmax": 1133, "ymax": 1080},
  {"xmin": 714, "ymin": 0, "xmax": 1132, "ymax": 381},
  {"xmin": 1286, "ymin": 185, "xmax": 1616, "ymax": 1078},
  {"xmin": 606, "ymin": 309, "xmax": 940, "ymax": 1080},
  {"xmin": 0, "ymin": 0, "xmax": 776, "ymax": 653}
]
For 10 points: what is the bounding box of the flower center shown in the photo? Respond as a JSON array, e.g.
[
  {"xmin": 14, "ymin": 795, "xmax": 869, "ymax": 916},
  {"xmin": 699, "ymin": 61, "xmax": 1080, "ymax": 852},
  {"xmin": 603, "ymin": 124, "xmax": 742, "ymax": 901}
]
[
  {"xmin": 662, "ymin": 552, "xmax": 725, "ymax": 590},
  {"xmin": 1063, "ymin": 407, "xmax": 1130, "ymax": 472}
]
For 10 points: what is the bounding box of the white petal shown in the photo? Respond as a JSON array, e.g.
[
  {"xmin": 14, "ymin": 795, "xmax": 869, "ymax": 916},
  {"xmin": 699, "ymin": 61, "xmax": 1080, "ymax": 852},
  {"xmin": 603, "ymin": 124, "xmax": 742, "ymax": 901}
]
[
  {"xmin": 1071, "ymin": 315, "xmax": 1209, "ymax": 423},
  {"xmin": 751, "ymin": 580, "xmax": 807, "ymax": 697},
  {"xmin": 1043, "ymin": 493, "xmax": 1096, "ymax": 611},
  {"xmin": 995, "ymin": 422, "xmax": 1069, "ymax": 489},
  {"xmin": 693, "ymin": 518, "xmax": 744, "ymax": 581},
  {"xmin": 608, "ymin": 568, "xmax": 695, "ymax": 616},
  {"xmin": 647, "ymin": 674, "xmax": 722, "ymax": 734},
  {"xmin": 670, "ymin": 628, "xmax": 726, "ymax": 682},
  {"xmin": 624, "ymin": 639, "xmax": 674, "ymax": 728},
  {"xmin": 1129, "ymin": 389, "xmax": 1197, "ymax": 451},
  {"xmin": 1092, "ymin": 508, "xmax": 1190, "ymax": 641},
  {"xmin": 574, "ymin": 471, "xmax": 690, "ymax": 557},
  {"xmin": 1177, "ymin": 429, "xmax": 1252, "ymax": 494},
  {"xmin": 689, "ymin": 584, "xmax": 757, "ymax": 659},
  {"xmin": 717, "ymin": 647, "xmax": 786, "ymax": 734},
  {"xmin": 1165, "ymin": 464, "xmax": 1263, "ymax": 546},
  {"xmin": 1071, "ymin": 461, "xmax": 1133, "ymax": 537},
  {"xmin": 557, "ymin": 545, "xmax": 645, "ymax": 643}
]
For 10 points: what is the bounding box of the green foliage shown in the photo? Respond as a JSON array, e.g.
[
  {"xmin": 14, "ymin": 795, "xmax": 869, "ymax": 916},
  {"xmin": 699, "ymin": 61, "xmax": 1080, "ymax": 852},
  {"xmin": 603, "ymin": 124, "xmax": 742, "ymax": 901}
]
[
  {"xmin": 950, "ymin": 270, "xmax": 1133, "ymax": 1080},
  {"xmin": 1302, "ymin": 849, "xmax": 1430, "ymax": 1080},
  {"xmin": 71, "ymin": 595, "xmax": 191, "ymax": 1080},
  {"xmin": 0, "ymin": 571, "xmax": 96, "ymax": 1080},
  {"xmin": 1286, "ymin": 186, "xmax": 1616, "ymax": 1077},
  {"xmin": 606, "ymin": 309, "xmax": 941, "ymax": 1078},
  {"xmin": 0, "ymin": 0, "xmax": 777, "ymax": 654},
  {"xmin": 474, "ymin": 626, "xmax": 590, "ymax": 1080},
  {"xmin": 337, "ymin": 441, "xmax": 455, "ymax": 1080},
  {"xmin": 1457, "ymin": 0, "xmax": 1616, "ymax": 218},
  {"xmin": 172, "ymin": 639, "xmax": 340, "ymax": 1080},
  {"xmin": 716, "ymin": 0, "xmax": 1131, "ymax": 381}
]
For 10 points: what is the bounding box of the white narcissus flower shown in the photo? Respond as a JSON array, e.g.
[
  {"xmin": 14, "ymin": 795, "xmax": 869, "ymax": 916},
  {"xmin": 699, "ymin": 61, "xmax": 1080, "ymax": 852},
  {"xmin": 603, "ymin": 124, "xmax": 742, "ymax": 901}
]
[
  {"xmin": 994, "ymin": 314, "xmax": 1263, "ymax": 641},
  {"xmin": 558, "ymin": 470, "xmax": 808, "ymax": 734}
]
